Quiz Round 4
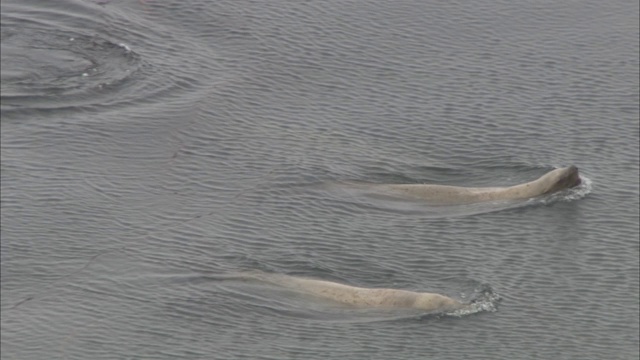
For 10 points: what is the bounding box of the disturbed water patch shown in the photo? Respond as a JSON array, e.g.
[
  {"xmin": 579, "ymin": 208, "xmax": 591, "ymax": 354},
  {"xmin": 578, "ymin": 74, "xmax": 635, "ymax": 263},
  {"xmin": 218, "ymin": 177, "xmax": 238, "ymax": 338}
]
[{"xmin": 0, "ymin": 19, "xmax": 142, "ymax": 114}]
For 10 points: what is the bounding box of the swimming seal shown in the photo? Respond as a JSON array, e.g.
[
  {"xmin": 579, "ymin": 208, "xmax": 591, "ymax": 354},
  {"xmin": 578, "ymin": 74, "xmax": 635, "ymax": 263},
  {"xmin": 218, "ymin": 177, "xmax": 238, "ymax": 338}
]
[
  {"xmin": 368, "ymin": 166, "xmax": 581, "ymax": 205},
  {"xmin": 231, "ymin": 271, "xmax": 468, "ymax": 312}
]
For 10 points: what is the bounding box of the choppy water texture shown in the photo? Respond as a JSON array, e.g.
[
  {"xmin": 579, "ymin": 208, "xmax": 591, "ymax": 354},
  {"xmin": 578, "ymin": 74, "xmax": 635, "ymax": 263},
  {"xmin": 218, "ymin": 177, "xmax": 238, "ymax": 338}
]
[{"xmin": 1, "ymin": 0, "xmax": 638, "ymax": 359}]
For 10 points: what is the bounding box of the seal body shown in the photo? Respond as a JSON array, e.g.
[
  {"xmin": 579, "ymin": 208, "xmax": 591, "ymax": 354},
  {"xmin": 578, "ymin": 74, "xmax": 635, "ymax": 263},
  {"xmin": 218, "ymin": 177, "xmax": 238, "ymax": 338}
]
[
  {"xmin": 369, "ymin": 166, "xmax": 581, "ymax": 205},
  {"xmin": 233, "ymin": 271, "xmax": 467, "ymax": 312}
]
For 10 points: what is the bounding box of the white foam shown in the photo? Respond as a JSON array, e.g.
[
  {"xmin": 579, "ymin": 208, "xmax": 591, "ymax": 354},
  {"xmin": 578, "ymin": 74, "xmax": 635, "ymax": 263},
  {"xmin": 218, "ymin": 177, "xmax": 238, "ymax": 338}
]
[
  {"xmin": 448, "ymin": 290, "xmax": 502, "ymax": 317},
  {"xmin": 538, "ymin": 175, "xmax": 593, "ymax": 205},
  {"xmin": 118, "ymin": 43, "xmax": 132, "ymax": 53}
]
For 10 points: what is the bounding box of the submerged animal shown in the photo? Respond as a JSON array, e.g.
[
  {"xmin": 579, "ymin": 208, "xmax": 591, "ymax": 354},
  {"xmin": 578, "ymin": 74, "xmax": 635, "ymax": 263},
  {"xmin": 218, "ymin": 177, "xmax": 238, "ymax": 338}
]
[
  {"xmin": 229, "ymin": 271, "xmax": 469, "ymax": 312},
  {"xmin": 365, "ymin": 166, "xmax": 581, "ymax": 205}
]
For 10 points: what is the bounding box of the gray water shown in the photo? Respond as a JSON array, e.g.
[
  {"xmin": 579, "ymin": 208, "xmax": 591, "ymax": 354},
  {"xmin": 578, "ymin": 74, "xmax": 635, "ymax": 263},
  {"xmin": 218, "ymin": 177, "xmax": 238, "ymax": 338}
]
[{"xmin": 1, "ymin": 0, "xmax": 638, "ymax": 359}]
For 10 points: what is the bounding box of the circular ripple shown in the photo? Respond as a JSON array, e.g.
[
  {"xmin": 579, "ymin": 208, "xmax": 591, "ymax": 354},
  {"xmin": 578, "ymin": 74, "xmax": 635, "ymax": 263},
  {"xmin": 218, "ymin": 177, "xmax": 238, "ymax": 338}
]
[{"xmin": 1, "ymin": 11, "xmax": 142, "ymax": 113}]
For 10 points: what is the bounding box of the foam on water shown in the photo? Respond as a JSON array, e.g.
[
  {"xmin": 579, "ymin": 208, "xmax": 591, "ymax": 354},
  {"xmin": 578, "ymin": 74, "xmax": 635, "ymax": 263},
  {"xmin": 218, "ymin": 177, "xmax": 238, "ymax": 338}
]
[
  {"xmin": 449, "ymin": 285, "xmax": 502, "ymax": 317},
  {"xmin": 541, "ymin": 175, "xmax": 593, "ymax": 204}
]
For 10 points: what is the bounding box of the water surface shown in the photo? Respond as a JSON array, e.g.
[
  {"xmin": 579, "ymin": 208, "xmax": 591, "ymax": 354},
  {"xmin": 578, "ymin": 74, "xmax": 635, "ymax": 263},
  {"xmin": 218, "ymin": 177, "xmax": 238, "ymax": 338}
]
[{"xmin": 1, "ymin": 0, "xmax": 638, "ymax": 359}]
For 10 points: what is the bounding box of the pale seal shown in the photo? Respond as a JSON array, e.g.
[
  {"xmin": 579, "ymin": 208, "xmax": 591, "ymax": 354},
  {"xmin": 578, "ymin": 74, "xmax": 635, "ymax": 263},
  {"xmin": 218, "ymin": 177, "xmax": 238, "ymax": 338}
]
[
  {"xmin": 231, "ymin": 271, "xmax": 468, "ymax": 312},
  {"xmin": 366, "ymin": 166, "xmax": 581, "ymax": 205}
]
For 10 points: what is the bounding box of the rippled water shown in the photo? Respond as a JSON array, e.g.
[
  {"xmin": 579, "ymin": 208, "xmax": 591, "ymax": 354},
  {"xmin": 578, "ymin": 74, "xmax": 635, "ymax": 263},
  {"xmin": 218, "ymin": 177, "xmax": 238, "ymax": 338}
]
[{"xmin": 1, "ymin": 0, "xmax": 638, "ymax": 359}]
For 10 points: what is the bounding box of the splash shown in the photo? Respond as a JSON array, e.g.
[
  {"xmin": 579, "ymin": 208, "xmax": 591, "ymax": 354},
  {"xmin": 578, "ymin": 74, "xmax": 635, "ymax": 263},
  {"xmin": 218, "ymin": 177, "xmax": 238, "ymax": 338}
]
[
  {"xmin": 538, "ymin": 175, "xmax": 593, "ymax": 205},
  {"xmin": 447, "ymin": 284, "xmax": 501, "ymax": 317}
]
